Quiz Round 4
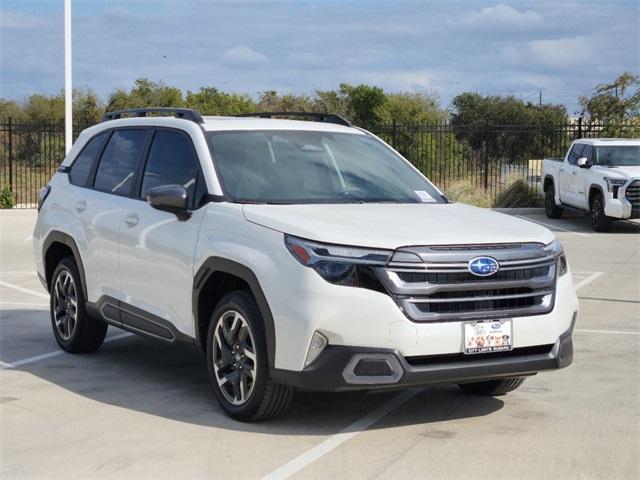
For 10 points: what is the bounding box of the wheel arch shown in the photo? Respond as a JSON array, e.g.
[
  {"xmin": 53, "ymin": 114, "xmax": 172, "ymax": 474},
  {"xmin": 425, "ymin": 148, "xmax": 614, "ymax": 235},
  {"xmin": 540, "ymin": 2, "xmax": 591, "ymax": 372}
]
[
  {"xmin": 43, "ymin": 231, "xmax": 88, "ymax": 299},
  {"xmin": 543, "ymin": 175, "xmax": 555, "ymax": 192},
  {"xmin": 193, "ymin": 257, "xmax": 276, "ymax": 368},
  {"xmin": 588, "ymin": 184, "xmax": 605, "ymax": 206}
]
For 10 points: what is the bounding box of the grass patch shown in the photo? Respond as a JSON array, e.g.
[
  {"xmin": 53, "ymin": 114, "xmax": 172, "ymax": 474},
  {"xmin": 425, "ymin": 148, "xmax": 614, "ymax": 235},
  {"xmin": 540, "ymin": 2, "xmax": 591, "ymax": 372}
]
[{"xmin": 445, "ymin": 177, "xmax": 542, "ymax": 208}]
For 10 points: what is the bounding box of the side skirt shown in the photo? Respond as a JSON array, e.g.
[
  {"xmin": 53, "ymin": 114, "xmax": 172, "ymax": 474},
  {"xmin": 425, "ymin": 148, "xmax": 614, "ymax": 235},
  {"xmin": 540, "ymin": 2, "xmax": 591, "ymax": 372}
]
[{"xmin": 87, "ymin": 296, "xmax": 196, "ymax": 346}]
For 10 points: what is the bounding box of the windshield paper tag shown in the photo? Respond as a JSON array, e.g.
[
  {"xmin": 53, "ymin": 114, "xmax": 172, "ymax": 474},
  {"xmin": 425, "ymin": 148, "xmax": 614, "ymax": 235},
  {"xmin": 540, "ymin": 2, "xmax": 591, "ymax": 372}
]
[{"xmin": 415, "ymin": 190, "xmax": 436, "ymax": 203}]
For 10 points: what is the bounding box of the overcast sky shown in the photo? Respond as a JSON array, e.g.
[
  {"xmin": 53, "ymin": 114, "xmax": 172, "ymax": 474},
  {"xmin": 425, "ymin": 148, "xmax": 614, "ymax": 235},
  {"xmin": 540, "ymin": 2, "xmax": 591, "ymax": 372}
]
[{"xmin": 1, "ymin": 0, "xmax": 638, "ymax": 113}]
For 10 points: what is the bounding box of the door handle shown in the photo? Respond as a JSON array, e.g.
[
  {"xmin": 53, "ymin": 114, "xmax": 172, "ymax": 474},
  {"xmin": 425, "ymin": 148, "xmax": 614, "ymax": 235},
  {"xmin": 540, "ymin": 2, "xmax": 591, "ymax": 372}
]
[
  {"xmin": 123, "ymin": 211, "xmax": 139, "ymax": 226},
  {"xmin": 572, "ymin": 171, "xmax": 577, "ymax": 175},
  {"xmin": 74, "ymin": 200, "xmax": 87, "ymax": 212},
  {"xmin": 559, "ymin": 168, "xmax": 564, "ymax": 173}
]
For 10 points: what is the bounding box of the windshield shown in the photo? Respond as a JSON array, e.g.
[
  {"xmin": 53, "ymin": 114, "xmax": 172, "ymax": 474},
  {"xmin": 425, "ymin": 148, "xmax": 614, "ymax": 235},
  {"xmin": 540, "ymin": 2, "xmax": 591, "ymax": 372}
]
[
  {"xmin": 206, "ymin": 130, "xmax": 445, "ymax": 204},
  {"xmin": 595, "ymin": 146, "xmax": 640, "ymax": 166}
]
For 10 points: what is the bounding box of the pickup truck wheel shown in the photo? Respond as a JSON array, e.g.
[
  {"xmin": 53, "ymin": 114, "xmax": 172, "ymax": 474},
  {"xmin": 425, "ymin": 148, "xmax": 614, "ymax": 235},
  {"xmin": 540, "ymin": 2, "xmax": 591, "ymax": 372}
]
[
  {"xmin": 50, "ymin": 257, "xmax": 108, "ymax": 353},
  {"xmin": 590, "ymin": 193, "xmax": 613, "ymax": 232},
  {"xmin": 458, "ymin": 377, "xmax": 526, "ymax": 396},
  {"xmin": 206, "ymin": 291, "xmax": 293, "ymax": 421},
  {"xmin": 544, "ymin": 188, "xmax": 563, "ymax": 219}
]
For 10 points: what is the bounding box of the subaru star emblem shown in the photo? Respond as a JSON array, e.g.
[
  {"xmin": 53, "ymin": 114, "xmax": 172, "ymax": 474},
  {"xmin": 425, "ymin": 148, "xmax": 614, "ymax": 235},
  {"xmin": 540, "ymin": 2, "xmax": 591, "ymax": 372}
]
[{"xmin": 468, "ymin": 256, "xmax": 499, "ymax": 277}]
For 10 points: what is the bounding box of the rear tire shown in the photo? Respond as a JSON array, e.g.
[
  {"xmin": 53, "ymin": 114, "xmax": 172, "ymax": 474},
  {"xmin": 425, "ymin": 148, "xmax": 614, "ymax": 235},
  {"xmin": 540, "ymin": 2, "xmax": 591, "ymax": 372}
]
[
  {"xmin": 545, "ymin": 186, "xmax": 563, "ymax": 219},
  {"xmin": 50, "ymin": 257, "xmax": 108, "ymax": 353},
  {"xmin": 590, "ymin": 193, "xmax": 613, "ymax": 232},
  {"xmin": 206, "ymin": 291, "xmax": 293, "ymax": 421},
  {"xmin": 458, "ymin": 377, "xmax": 526, "ymax": 396}
]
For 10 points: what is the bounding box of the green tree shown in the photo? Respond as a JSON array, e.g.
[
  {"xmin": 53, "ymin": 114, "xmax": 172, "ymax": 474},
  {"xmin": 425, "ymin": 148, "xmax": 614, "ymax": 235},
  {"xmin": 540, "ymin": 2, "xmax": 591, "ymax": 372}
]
[
  {"xmin": 339, "ymin": 83, "xmax": 386, "ymax": 126},
  {"xmin": 256, "ymin": 91, "xmax": 313, "ymax": 112},
  {"xmin": 451, "ymin": 93, "xmax": 567, "ymax": 161},
  {"xmin": 106, "ymin": 78, "xmax": 184, "ymax": 111},
  {"xmin": 74, "ymin": 88, "xmax": 104, "ymax": 126},
  {"xmin": 185, "ymin": 87, "xmax": 254, "ymax": 115},
  {"xmin": 579, "ymin": 72, "xmax": 640, "ymax": 136}
]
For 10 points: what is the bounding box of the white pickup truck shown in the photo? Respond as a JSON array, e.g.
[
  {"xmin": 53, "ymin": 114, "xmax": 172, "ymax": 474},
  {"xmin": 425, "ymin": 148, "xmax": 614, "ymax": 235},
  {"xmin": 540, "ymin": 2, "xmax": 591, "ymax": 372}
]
[{"xmin": 541, "ymin": 138, "xmax": 640, "ymax": 231}]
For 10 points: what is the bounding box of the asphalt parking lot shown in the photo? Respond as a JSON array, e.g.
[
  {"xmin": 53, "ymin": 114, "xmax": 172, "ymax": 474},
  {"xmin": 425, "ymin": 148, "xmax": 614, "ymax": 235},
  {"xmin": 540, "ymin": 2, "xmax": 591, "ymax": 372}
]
[{"xmin": 1, "ymin": 209, "xmax": 638, "ymax": 480}]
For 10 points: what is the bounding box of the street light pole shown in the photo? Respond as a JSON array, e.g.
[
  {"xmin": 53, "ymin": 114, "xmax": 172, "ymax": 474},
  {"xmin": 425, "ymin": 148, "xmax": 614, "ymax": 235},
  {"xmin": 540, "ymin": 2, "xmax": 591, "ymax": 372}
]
[{"xmin": 64, "ymin": 0, "xmax": 72, "ymax": 154}]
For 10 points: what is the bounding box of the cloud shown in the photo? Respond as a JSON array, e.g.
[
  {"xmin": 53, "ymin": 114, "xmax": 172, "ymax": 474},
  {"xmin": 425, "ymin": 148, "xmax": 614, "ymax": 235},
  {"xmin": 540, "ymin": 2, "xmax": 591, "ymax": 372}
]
[
  {"xmin": 0, "ymin": 10, "xmax": 46, "ymax": 29},
  {"xmin": 221, "ymin": 46, "xmax": 267, "ymax": 66},
  {"xmin": 528, "ymin": 36, "xmax": 596, "ymax": 68},
  {"xmin": 362, "ymin": 70, "xmax": 433, "ymax": 91},
  {"xmin": 453, "ymin": 4, "xmax": 543, "ymax": 30}
]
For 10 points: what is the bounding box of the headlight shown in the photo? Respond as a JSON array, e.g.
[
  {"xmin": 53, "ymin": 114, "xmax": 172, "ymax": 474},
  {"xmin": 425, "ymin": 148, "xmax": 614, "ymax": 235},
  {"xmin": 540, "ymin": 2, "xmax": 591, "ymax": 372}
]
[
  {"xmin": 284, "ymin": 235, "xmax": 392, "ymax": 288},
  {"xmin": 544, "ymin": 239, "xmax": 568, "ymax": 276},
  {"xmin": 605, "ymin": 177, "xmax": 627, "ymax": 192}
]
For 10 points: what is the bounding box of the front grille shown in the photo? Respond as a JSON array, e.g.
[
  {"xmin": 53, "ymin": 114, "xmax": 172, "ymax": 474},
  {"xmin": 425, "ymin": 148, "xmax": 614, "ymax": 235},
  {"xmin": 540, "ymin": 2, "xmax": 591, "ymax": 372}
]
[
  {"xmin": 397, "ymin": 265, "xmax": 550, "ymax": 284},
  {"xmin": 375, "ymin": 243, "xmax": 557, "ymax": 322},
  {"xmin": 626, "ymin": 180, "xmax": 640, "ymax": 206}
]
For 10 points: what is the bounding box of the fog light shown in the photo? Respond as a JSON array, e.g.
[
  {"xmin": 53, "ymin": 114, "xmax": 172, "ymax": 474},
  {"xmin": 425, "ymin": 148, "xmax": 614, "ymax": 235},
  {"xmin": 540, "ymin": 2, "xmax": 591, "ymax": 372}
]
[
  {"xmin": 558, "ymin": 255, "xmax": 568, "ymax": 276},
  {"xmin": 304, "ymin": 331, "xmax": 328, "ymax": 367}
]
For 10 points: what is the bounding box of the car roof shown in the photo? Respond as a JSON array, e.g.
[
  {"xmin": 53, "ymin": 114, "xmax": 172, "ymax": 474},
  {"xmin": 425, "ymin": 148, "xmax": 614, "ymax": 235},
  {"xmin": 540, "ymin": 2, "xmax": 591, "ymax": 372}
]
[
  {"xmin": 84, "ymin": 115, "xmax": 364, "ymax": 135},
  {"xmin": 575, "ymin": 138, "xmax": 640, "ymax": 146}
]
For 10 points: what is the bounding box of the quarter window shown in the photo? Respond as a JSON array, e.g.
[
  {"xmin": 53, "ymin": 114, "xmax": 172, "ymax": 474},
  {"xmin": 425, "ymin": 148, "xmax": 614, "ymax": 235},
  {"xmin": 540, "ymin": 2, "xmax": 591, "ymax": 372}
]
[
  {"xmin": 141, "ymin": 130, "xmax": 201, "ymax": 207},
  {"xmin": 69, "ymin": 132, "xmax": 108, "ymax": 186},
  {"xmin": 94, "ymin": 129, "xmax": 148, "ymax": 195}
]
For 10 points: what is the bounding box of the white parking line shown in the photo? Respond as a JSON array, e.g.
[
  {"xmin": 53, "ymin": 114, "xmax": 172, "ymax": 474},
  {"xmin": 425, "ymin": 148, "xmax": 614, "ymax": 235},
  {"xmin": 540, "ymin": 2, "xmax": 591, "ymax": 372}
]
[
  {"xmin": 515, "ymin": 215, "xmax": 591, "ymax": 237},
  {"xmin": 0, "ymin": 332, "xmax": 134, "ymax": 369},
  {"xmin": 576, "ymin": 329, "xmax": 640, "ymax": 336},
  {"xmin": 0, "ymin": 280, "xmax": 49, "ymax": 299},
  {"xmin": 262, "ymin": 387, "xmax": 423, "ymax": 480},
  {"xmin": 574, "ymin": 272, "xmax": 604, "ymax": 291},
  {"xmin": 0, "ymin": 301, "xmax": 48, "ymax": 307}
]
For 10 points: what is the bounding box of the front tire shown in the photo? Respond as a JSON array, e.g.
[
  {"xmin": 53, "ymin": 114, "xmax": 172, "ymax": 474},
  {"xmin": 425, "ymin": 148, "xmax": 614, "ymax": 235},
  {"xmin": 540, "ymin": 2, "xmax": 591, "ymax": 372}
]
[
  {"xmin": 206, "ymin": 291, "xmax": 293, "ymax": 421},
  {"xmin": 545, "ymin": 186, "xmax": 563, "ymax": 219},
  {"xmin": 590, "ymin": 193, "xmax": 613, "ymax": 232},
  {"xmin": 50, "ymin": 257, "xmax": 108, "ymax": 353},
  {"xmin": 458, "ymin": 377, "xmax": 526, "ymax": 396}
]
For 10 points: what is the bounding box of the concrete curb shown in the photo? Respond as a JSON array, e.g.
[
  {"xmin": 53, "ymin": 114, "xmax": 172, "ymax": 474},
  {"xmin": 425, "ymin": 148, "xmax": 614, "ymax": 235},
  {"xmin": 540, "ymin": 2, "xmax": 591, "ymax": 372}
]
[{"xmin": 491, "ymin": 208, "xmax": 545, "ymax": 215}]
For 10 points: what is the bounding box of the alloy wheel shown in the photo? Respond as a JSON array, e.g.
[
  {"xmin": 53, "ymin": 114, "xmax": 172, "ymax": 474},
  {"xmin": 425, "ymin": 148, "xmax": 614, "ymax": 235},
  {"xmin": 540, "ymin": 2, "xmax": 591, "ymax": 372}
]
[
  {"xmin": 212, "ymin": 310, "xmax": 257, "ymax": 405},
  {"xmin": 52, "ymin": 270, "xmax": 78, "ymax": 341}
]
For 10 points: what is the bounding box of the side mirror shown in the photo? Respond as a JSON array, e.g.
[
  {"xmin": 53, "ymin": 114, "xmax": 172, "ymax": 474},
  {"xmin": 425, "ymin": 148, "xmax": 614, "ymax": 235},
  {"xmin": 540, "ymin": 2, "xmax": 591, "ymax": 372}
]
[
  {"xmin": 577, "ymin": 157, "xmax": 591, "ymax": 168},
  {"xmin": 147, "ymin": 185, "xmax": 191, "ymax": 220}
]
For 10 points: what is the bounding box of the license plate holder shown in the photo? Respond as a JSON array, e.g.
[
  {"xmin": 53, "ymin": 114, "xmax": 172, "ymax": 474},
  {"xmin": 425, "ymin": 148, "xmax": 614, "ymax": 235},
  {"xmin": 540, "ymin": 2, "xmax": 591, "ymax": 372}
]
[{"xmin": 463, "ymin": 319, "xmax": 513, "ymax": 355}]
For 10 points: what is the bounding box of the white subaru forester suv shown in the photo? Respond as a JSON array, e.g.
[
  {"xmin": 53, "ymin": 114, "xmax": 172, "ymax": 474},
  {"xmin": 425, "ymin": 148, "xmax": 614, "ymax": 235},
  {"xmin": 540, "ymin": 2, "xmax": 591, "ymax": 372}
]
[{"xmin": 33, "ymin": 108, "xmax": 578, "ymax": 421}]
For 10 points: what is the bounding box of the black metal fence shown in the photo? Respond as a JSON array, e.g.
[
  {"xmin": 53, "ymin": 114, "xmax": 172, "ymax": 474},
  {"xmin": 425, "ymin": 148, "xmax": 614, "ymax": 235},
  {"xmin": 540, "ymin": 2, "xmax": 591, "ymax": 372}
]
[{"xmin": 1, "ymin": 118, "xmax": 638, "ymax": 208}]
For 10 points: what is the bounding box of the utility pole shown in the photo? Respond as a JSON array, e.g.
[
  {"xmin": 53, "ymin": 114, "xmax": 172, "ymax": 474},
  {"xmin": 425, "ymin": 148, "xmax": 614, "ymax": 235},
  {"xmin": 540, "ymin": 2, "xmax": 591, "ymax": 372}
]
[
  {"xmin": 539, "ymin": 91, "xmax": 542, "ymax": 107},
  {"xmin": 64, "ymin": 0, "xmax": 72, "ymax": 154}
]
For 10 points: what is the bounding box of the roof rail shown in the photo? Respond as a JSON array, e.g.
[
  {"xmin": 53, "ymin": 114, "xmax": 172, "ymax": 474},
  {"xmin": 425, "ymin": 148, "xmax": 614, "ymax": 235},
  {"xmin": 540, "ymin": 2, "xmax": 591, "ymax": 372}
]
[
  {"xmin": 101, "ymin": 108, "xmax": 204, "ymax": 124},
  {"xmin": 234, "ymin": 111, "xmax": 352, "ymax": 127}
]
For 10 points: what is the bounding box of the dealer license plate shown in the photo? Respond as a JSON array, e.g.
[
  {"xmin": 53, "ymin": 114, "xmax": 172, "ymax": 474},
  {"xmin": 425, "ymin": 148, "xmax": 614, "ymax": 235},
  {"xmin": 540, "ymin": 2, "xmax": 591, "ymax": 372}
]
[{"xmin": 463, "ymin": 320, "xmax": 513, "ymax": 354}]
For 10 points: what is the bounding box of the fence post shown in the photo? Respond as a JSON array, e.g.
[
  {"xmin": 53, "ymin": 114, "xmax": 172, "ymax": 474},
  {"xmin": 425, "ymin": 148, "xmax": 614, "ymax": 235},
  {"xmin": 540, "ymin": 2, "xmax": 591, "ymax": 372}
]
[
  {"xmin": 391, "ymin": 118, "xmax": 397, "ymax": 149},
  {"xmin": 7, "ymin": 117, "xmax": 13, "ymax": 193},
  {"xmin": 577, "ymin": 117, "xmax": 583, "ymax": 138},
  {"xmin": 482, "ymin": 140, "xmax": 489, "ymax": 192}
]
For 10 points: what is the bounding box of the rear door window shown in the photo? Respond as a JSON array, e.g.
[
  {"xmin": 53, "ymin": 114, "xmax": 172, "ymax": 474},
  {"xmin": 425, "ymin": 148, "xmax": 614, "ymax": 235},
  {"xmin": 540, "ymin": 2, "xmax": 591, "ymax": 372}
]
[
  {"xmin": 93, "ymin": 129, "xmax": 149, "ymax": 195},
  {"xmin": 69, "ymin": 132, "xmax": 108, "ymax": 186}
]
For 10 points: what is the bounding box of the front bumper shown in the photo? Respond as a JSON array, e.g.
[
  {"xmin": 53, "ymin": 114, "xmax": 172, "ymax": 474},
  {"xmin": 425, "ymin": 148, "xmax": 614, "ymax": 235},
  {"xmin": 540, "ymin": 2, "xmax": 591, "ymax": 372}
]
[{"xmin": 272, "ymin": 312, "xmax": 576, "ymax": 392}]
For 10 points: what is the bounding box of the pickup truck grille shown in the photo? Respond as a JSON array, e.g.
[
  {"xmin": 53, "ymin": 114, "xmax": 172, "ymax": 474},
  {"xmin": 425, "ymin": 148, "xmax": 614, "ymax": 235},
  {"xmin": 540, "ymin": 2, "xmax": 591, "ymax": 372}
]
[
  {"xmin": 626, "ymin": 180, "xmax": 640, "ymax": 206},
  {"xmin": 376, "ymin": 243, "xmax": 556, "ymax": 322}
]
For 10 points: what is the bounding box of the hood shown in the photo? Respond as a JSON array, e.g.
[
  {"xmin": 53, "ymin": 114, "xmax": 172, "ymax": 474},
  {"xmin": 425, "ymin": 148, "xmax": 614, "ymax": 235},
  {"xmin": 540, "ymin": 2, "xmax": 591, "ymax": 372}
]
[
  {"xmin": 591, "ymin": 165, "xmax": 640, "ymax": 179},
  {"xmin": 242, "ymin": 203, "xmax": 555, "ymax": 249}
]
